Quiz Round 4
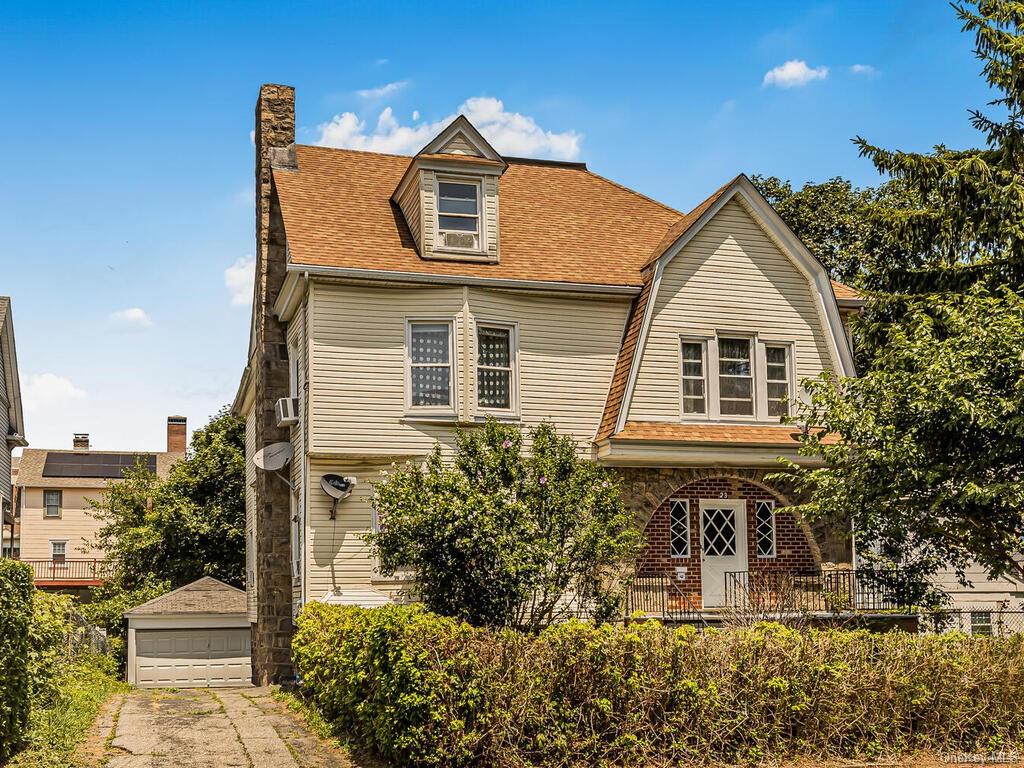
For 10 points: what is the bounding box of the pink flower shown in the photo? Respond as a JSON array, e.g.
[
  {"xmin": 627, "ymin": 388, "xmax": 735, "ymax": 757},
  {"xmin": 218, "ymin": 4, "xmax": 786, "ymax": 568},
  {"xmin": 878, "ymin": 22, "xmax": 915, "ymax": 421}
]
[
  {"xmin": 502, "ymin": 439, "xmax": 512, "ymax": 449},
  {"xmin": 538, "ymin": 476, "xmax": 547, "ymax": 485}
]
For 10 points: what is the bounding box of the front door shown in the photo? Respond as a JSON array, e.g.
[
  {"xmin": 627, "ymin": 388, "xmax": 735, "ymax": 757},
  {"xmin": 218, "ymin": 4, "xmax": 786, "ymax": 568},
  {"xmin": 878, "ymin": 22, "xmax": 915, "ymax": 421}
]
[{"xmin": 699, "ymin": 499, "xmax": 747, "ymax": 607}]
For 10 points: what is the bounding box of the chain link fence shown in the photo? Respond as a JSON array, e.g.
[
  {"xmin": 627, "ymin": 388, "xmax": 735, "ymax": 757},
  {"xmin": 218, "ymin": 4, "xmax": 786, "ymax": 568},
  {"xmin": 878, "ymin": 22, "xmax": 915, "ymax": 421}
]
[{"xmin": 919, "ymin": 608, "xmax": 1024, "ymax": 637}]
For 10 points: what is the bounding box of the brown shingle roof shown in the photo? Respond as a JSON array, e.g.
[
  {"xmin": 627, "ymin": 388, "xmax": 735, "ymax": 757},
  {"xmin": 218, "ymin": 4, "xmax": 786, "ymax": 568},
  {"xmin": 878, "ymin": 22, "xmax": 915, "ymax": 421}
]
[
  {"xmin": 124, "ymin": 577, "xmax": 246, "ymax": 616},
  {"xmin": 273, "ymin": 146, "xmax": 683, "ymax": 286},
  {"xmin": 830, "ymin": 280, "xmax": 859, "ymax": 300},
  {"xmin": 609, "ymin": 421, "xmax": 839, "ymax": 446},
  {"xmin": 596, "ymin": 277, "xmax": 653, "ymax": 440}
]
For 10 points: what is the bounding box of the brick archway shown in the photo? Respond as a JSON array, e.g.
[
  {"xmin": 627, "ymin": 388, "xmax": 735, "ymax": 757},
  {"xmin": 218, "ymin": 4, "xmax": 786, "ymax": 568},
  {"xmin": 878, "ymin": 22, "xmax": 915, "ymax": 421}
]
[{"xmin": 614, "ymin": 468, "xmax": 825, "ymax": 608}]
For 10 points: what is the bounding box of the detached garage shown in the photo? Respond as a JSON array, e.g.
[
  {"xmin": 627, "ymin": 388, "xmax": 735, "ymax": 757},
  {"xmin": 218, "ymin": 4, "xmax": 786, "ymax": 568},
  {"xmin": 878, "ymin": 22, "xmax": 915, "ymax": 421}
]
[{"xmin": 124, "ymin": 577, "xmax": 251, "ymax": 688}]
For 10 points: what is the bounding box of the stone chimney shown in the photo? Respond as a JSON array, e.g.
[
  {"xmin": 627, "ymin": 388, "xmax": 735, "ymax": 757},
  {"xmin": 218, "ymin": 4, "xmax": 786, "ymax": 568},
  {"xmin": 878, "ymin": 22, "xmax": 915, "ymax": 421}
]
[
  {"xmin": 166, "ymin": 416, "xmax": 187, "ymax": 454},
  {"xmin": 250, "ymin": 84, "xmax": 297, "ymax": 685},
  {"xmin": 73, "ymin": 433, "xmax": 90, "ymax": 450}
]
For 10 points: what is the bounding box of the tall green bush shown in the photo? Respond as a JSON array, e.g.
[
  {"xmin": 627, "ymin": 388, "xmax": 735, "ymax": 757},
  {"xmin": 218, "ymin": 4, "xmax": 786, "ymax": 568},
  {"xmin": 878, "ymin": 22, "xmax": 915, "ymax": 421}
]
[
  {"xmin": 0, "ymin": 559, "xmax": 34, "ymax": 761},
  {"xmin": 294, "ymin": 602, "xmax": 1024, "ymax": 767}
]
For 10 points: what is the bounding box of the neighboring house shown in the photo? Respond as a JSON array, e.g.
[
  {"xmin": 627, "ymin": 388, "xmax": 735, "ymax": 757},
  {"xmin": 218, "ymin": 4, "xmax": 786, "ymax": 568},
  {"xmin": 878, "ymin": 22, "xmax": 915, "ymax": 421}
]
[
  {"xmin": 234, "ymin": 84, "xmax": 865, "ymax": 683},
  {"xmin": 4, "ymin": 457, "xmax": 21, "ymax": 558},
  {"xmin": 16, "ymin": 417, "xmax": 187, "ymax": 592},
  {"xmin": 1, "ymin": 297, "xmax": 27, "ymax": 554}
]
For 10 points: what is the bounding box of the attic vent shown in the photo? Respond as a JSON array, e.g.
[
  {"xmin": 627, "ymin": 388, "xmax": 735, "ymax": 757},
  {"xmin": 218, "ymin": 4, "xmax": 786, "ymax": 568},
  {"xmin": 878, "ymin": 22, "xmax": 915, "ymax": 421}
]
[{"xmin": 443, "ymin": 231, "xmax": 478, "ymax": 250}]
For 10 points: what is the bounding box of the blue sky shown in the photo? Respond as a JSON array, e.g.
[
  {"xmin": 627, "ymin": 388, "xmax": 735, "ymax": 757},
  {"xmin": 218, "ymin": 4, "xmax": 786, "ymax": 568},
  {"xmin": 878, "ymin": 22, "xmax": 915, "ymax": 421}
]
[{"xmin": 1, "ymin": 1, "xmax": 992, "ymax": 452}]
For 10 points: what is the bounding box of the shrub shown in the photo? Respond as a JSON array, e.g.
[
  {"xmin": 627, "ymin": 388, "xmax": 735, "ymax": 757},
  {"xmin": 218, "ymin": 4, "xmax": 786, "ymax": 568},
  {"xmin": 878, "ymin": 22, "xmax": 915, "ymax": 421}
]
[
  {"xmin": 27, "ymin": 592, "xmax": 74, "ymax": 705},
  {"xmin": 294, "ymin": 603, "xmax": 1024, "ymax": 767},
  {"xmin": 368, "ymin": 419, "xmax": 641, "ymax": 631},
  {"xmin": 0, "ymin": 559, "xmax": 34, "ymax": 761}
]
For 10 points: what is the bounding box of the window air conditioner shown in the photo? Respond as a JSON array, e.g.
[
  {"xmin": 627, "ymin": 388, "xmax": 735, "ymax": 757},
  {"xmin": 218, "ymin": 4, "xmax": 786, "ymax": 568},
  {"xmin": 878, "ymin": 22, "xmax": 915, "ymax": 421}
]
[{"xmin": 275, "ymin": 397, "xmax": 299, "ymax": 427}]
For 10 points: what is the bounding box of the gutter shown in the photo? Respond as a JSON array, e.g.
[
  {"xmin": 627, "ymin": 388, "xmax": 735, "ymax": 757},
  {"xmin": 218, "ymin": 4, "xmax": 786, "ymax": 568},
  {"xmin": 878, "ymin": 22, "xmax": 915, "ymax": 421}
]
[{"xmin": 286, "ymin": 262, "xmax": 642, "ymax": 297}]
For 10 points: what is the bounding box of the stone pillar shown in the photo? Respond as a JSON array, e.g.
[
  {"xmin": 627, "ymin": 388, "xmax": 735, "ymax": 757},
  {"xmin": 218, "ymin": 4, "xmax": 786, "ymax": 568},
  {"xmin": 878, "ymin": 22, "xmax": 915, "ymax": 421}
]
[{"xmin": 251, "ymin": 83, "xmax": 296, "ymax": 685}]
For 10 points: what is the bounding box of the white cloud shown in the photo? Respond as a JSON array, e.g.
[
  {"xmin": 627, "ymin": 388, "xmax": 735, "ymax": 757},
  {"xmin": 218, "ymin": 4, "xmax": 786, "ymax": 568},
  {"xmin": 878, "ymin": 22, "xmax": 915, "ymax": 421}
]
[
  {"xmin": 850, "ymin": 63, "xmax": 878, "ymax": 76},
  {"xmin": 109, "ymin": 307, "xmax": 153, "ymax": 328},
  {"xmin": 356, "ymin": 80, "xmax": 408, "ymax": 99},
  {"xmin": 23, "ymin": 373, "xmax": 87, "ymax": 413},
  {"xmin": 314, "ymin": 96, "xmax": 582, "ymax": 160},
  {"xmin": 412, "ymin": 109, "xmax": 420, "ymax": 121},
  {"xmin": 763, "ymin": 59, "xmax": 829, "ymax": 88},
  {"xmin": 225, "ymin": 256, "xmax": 255, "ymax": 307}
]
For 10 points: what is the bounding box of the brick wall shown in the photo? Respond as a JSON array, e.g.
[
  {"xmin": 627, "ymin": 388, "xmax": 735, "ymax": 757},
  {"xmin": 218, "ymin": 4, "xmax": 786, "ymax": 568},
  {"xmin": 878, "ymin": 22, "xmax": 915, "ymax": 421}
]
[{"xmin": 636, "ymin": 475, "xmax": 817, "ymax": 608}]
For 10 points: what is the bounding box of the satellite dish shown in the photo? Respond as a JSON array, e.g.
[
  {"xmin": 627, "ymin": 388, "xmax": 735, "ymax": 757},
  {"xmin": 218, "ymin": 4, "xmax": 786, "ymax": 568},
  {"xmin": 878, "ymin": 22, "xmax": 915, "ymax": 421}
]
[
  {"xmin": 253, "ymin": 442, "xmax": 293, "ymax": 472},
  {"xmin": 321, "ymin": 474, "xmax": 357, "ymax": 519}
]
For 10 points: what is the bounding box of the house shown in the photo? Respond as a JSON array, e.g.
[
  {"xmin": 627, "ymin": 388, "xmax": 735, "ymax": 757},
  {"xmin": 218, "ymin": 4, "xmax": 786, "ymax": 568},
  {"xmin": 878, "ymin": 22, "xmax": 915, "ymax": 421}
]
[
  {"xmin": 233, "ymin": 84, "xmax": 865, "ymax": 683},
  {"xmin": 1, "ymin": 297, "xmax": 27, "ymax": 556},
  {"xmin": 4, "ymin": 457, "xmax": 21, "ymax": 558},
  {"xmin": 15, "ymin": 417, "xmax": 187, "ymax": 593}
]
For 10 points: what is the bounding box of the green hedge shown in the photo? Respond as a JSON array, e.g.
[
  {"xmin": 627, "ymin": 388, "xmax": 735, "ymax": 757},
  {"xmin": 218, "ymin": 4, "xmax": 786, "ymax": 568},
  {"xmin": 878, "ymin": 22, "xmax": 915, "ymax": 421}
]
[
  {"xmin": 0, "ymin": 560, "xmax": 34, "ymax": 761},
  {"xmin": 294, "ymin": 602, "xmax": 1024, "ymax": 767}
]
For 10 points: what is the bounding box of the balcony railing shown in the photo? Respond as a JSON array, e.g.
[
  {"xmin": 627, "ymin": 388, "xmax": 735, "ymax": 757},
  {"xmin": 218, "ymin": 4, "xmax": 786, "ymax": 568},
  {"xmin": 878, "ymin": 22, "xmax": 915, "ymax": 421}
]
[
  {"xmin": 626, "ymin": 573, "xmax": 707, "ymax": 626},
  {"xmin": 21, "ymin": 559, "xmax": 112, "ymax": 584},
  {"xmin": 724, "ymin": 568, "xmax": 914, "ymax": 614}
]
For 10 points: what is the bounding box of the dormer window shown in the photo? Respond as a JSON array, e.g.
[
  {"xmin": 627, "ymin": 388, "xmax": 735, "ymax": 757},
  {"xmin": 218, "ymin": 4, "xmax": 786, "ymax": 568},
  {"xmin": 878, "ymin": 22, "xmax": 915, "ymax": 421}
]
[{"xmin": 437, "ymin": 179, "xmax": 481, "ymax": 251}]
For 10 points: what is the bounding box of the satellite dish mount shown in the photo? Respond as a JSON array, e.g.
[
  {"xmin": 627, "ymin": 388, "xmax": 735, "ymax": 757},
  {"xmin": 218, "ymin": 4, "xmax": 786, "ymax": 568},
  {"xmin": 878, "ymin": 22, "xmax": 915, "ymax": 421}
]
[
  {"xmin": 252, "ymin": 442, "xmax": 295, "ymax": 490},
  {"xmin": 321, "ymin": 474, "xmax": 357, "ymax": 520}
]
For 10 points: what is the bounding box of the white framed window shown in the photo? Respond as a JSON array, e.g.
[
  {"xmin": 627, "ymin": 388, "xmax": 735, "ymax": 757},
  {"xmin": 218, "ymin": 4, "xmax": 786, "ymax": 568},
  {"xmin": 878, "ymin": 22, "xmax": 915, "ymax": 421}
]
[
  {"xmin": 680, "ymin": 340, "xmax": 707, "ymax": 416},
  {"xmin": 717, "ymin": 337, "xmax": 755, "ymax": 417},
  {"xmin": 44, "ymin": 490, "xmax": 62, "ymax": 518},
  {"xmin": 754, "ymin": 500, "xmax": 776, "ymax": 558},
  {"xmin": 50, "ymin": 540, "xmax": 67, "ymax": 564},
  {"xmin": 970, "ymin": 610, "xmax": 993, "ymax": 636},
  {"xmin": 765, "ymin": 345, "xmax": 792, "ymax": 418},
  {"xmin": 406, "ymin": 320, "xmax": 456, "ymax": 412},
  {"xmin": 476, "ymin": 323, "xmax": 517, "ymax": 414},
  {"xmin": 678, "ymin": 333, "xmax": 797, "ymax": 422},
  {"xmin": 669, "ymin": 499, "xmax": 690, "ymax": 558},
  {"xmin": 436, "ymin": 178, "xmax": 481, "ymax": 251}
]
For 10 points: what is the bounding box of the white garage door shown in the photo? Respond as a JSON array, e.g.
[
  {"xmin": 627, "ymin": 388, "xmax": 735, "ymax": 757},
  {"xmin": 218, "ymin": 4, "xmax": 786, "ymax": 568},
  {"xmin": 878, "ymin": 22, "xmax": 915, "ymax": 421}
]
[{"xmin": 134, "ymin": 628, "xmax": 251, "ymax": 688}]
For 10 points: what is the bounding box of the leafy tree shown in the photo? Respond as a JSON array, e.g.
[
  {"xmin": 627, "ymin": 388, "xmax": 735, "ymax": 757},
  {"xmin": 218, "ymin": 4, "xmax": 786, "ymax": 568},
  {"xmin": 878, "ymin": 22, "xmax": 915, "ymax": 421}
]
[
  {"xmin": 367, "ymin": 420, "xmax": 642, "ymax": 631},
  {"xmin": 751, "ymin": 174, "xmax": 923, "ymax": 287},
  {"xmin": 785, "ymin": 1, "xmax": 1024, "ymax": 586},
  {"xmin": 89, "ymin": 407, "xmax": 246, "ymax": 591}
]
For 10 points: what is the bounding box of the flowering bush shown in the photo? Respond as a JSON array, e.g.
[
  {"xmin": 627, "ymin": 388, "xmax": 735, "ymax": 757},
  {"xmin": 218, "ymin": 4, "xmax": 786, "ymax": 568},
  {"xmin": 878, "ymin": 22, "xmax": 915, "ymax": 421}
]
[
  {"xmin": 367, "ymin": 419, "xmax": 640, "ymax": 631},
  {"xmin": 294, "ymin": 603, "xmax": 1024, "ymax": 768}
]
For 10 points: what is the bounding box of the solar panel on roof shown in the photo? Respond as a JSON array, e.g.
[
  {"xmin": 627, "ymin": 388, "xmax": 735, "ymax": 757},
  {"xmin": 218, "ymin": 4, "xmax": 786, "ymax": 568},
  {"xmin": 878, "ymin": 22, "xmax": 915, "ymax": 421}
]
[{"xmin": 41, "ymin": 452, "xmax": 157, "ymax": 479}]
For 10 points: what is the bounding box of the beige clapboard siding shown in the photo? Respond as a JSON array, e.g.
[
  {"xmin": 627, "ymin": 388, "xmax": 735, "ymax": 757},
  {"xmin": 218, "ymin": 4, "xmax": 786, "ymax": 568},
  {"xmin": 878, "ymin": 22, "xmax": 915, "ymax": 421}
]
[
  {"xmin": 287, "ymin": 304, "xmax": 308, "ymax": 607},
  {"xmin": 627, "ymin": 199, "xmax": 834, "ymax": 422},
  {"xmin": 421, "ymin": 170, "xmax": 437, "ymax": 253},
  {"xmin": 244, "ymin": 406, "xmax": 257, "ymax": 622},
  {"xmin": 441, "ymin": 134, "xmax": 481, "ymax": 155},
  {"xmin": 310, "ymin": 282, "xmax": 467, "ymax": 456},
  {"xmin": 19, "ymin": 488, "xmax": 105, "ymax": 561},
  {"xmin": 397, "ymin": 173, "xmax": 422, "ymax": 251},
  {"xmin": 483, "ymin": 175, "xmax": 499, "ymax": 260},
  {"xmin": 466, "ymin": 288, "xmax": 628, "ymax": 442},
  {"xmin": 309, "ymin": 282, "xmax": 630, "ymax": 455},
  {"xmin": 305, "ymin": 459, "xmax": 387, "ymax": 598}
]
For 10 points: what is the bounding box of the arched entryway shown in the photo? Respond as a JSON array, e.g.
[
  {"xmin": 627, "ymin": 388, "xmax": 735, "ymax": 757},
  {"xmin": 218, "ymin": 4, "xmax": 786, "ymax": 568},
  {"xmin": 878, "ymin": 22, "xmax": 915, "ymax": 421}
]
[{"xmin": 630, "ymin": 472, "xmax": 820, "ymax": 609}]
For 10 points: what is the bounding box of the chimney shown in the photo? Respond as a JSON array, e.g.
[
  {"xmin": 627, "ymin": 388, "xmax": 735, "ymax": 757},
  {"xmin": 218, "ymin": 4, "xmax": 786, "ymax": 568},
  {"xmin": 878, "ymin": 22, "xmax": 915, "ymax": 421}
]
[
  {"xmin": 73, "ymin": 433, "xmax": 90, "ymax": 450},
  {"xmin": 166, "ymin": 416, "xmax": 187, "ymax": 454}
]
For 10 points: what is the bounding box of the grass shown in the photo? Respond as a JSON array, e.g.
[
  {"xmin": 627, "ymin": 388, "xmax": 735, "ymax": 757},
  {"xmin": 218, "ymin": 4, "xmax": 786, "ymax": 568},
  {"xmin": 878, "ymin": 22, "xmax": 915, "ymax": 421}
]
[
  {"xmin": 7, "ymin": 657, "xmax": 128, "ymax": 768},
  {"xmin": 273, "ymin": 688, "xmax": 348, "ymax": 750}
]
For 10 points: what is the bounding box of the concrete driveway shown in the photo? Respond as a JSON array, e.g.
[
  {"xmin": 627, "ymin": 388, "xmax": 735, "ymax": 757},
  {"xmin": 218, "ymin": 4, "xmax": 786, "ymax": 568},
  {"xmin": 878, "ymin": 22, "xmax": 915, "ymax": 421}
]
[{"xmin": 82, "ymin": 687, "xmax": 363, "ymax": 768}]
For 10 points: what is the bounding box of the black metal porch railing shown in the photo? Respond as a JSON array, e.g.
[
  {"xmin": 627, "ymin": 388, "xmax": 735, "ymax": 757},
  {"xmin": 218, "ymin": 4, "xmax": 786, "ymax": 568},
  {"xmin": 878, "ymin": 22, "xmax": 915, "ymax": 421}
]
[
  {"xmin": 626, "ymin": 573, "xmax": 708, "ymax": 627},
  {"xmin": 723, "ymin": 568, "xmax": 913, "ymax": 614},
  {"xmin": 21, "ymin": 559, "xmax": 112, "ymax": 583}
]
